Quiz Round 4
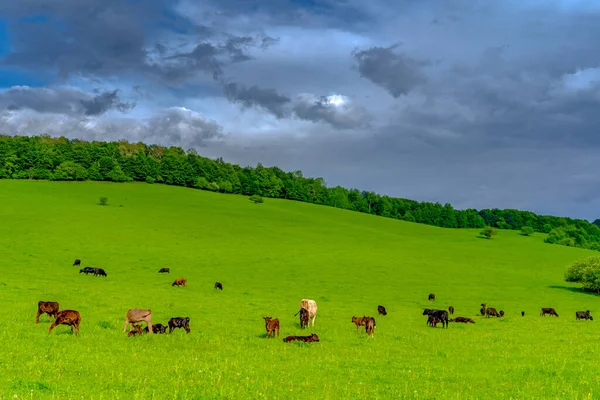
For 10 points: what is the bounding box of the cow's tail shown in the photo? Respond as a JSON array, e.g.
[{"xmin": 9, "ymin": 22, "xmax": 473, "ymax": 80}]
[{"xmin": 293, "ymin": 309, "xmax": 300, "ymax": 316}]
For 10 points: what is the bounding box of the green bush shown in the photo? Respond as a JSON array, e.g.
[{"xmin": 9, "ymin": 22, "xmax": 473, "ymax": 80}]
[
  {"xmin": 249, "ymin": 195, "xmax": 264, "ymax": 204},
  {"xmin": 98, "ymin": 197, "xmax": 108, "ymax": 206},
  {"xmin": 480, "ymin": 226, "xmax": 497, "ymax": 239},
  {"xmin": 521, "ymin": 226, "xmax": 534, "ymax": 236},
  {"xmin": 565, "ymin": 256, "xmax": 600, "ymax": 292}
]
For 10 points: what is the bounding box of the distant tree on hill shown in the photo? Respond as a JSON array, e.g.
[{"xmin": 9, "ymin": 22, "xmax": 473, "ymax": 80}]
[
  {"xmin": 520, "ymin": 226, "xmax": 534, "ymax": 236},
  {"xmin": 565, "ymin": 256, "xmax": 600, "ymax": 293},
  {"xmin": 480, "ymin": 226, "xmax": 497, "ymax": 239},
  {"xmin": 249, "ymin": 195, "xmax": 264, "ymax": 204},
  {"xmin": 594, "ymin": 219, "xmax": 600, "ymax": 227}
]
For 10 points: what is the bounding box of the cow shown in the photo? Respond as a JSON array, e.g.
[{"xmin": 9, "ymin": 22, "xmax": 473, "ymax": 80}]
[
  {"xmin": 364, "ymin": 316, "xmax": 376, "ymax": 336},
  {"xmin": 480, "ymin": 303, "xmax": 487, "ymax": 316},
  {"xmin": 576, "ymin": 310, "xmax": 593, "ymax": 321},
  {"xmin": 94, "ymin": 268, "xmax": 107, "ymax": 277},
  {"xmin": 144, "ymin": 323, "xmax": 168, "ymax": 334},
  {"xmin": 352, "ymin": 316, "xmax": 367, "ymax": 331},
  {"xmin": 73, "ymin": 259, "xmax": 81, "ymax": 266},
  {"xmin": 35, "ymin": 301, "xmax": 59, "ymax": 324},
  {"xmin": 128, "ymin": 324, "xmax": 144, "ymax": 337},
  {"xmin": 172, "ymin": 278, "xmax": 187, "ymax": 287},
  {"xmin": 214, "ymin": 282, "xmax": 223, "ymax": 290},
  {"xmin": 499, "ymin": 310, "xmax": 505, "ymax": 317},
  {"xmin": 448, "ymin": 306, "xmax": 455, "ymax": 315},
  {"xmin": 263, "ymin": 317, "xmax": 280, "ymax": 338},
  {"xmin": 168, "ymin": 317, "xmax": 191, "ymax": 334},
  {"xmin": 283, "ymin": 333, "xmax": 320, "ymax": 343},
  {"xmin": 300, "ymin": 299, "xmax": 318, "ymax": 326},
  {"xmin": 295, "ymin": 307, "xmax": 309, "ymax": 329},
  {"xmin": 158, "ymin": 268, "xmax": 170, "ymax": 273},
  {"xmin": 79, "ymin": 267, "xmax": 95, "ymax": 274},
  {"xmin": 48, "ymin": 310, "xmax": 81, "ymax": 335},
  {"xmin": 428, "ymin": 315, "xmax": 442, "ymax": 327},
  {"xmin": 541, "ymin": 308, "xmax": 559, "ymax": 317},
  {"xmin": 123, "ymin": 308, "xmax": 153, "ymax": 334},
  {"xmin": 486, "ymin": 307, "xmax": 500, "ymax": 318},
  {"xmin": 522, "ymin": 311, "xmax": 525, "ymax": 317},
  {"xmin": 428, "ymin": 293, "xmax": 436, "ymax": 301},
  {"xmin": 450, "ymin": 317, "xmax": 475, "ymax": 323},
  {"xmin": 377, "ymin": 305, "xmax": 387, "ymax": 315},
  {"xmin": 423, "ymin": 308, "xmax": 449, "ymax": 328}
]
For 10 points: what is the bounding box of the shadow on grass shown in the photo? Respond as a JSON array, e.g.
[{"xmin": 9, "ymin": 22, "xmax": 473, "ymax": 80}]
[{"xmin": 548, "ymin": 285, "xmax": 600, "ymax": 297}]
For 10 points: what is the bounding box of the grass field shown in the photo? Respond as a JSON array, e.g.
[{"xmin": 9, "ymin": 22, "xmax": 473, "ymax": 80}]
[{"xmin": 1, "ymin": 180, "xmax": 599, "ymax": 399}]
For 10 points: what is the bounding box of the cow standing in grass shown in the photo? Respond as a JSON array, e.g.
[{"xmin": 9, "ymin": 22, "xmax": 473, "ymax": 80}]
[
  {"xmin": 423, "ymin": 308, "xmax": 449, "ymax": 328},
  {"xmin": 364, "ymin": 317, "xmax": 376, "ymax": 337},
  {"xmin": 448, "ymin": 306, "xmax": 454, "ymax": 315},
  {"xmin": 124, "ymin": 308, "xmax": 153, "ymax": 334},
  {"xmin": 214, "ymin": 282, "xmax": 223, "ymax": 290},
  {"xmin": 480, "ymin": 303, "xmax": 487, "ymax": 316},
  {"xmin": 158, "ymin": 268, "xmax": 170, "ymax": 273},
  {"xmin": 428, "ymin": 293, "xmax": 435, "ymax": 301},
  {"xmin": 486, "ymin": 307, "xmax": 500, "ymax": 318},
  {"xmin": 35, "ymin": 301, "xmax": 59, "ymax": 324},
  {"xmin": 168, "ymin": 317, "xmax": 191, "ymax": 333},
  {"xmin": 73, "ymin": 259, "xmax": 81, "ymax": 267},
  {"xmin": 576, "ymin": 311, "xmax": 593, "ymax": 320},
  {"xmin": 378, "ymin": 305, "xmax": 387, "ymax": 315},
  {"xmin": 541, "ymin": 308, "xmax": 559, "ymax": 317},
  {"xmin": 263, "ymin": 317, "xmax": 280, "ymax": 338},
  {"xmin": 295, "ymin": 308, "xmax": 309, "ymax": 329},
  {"xmin": 300, "ymin": 299, "xmax": 318, "ymax": 327},
  {"xmin": 172, "ymin": 278, "xmax": 187, "ymax": 287},
  {"xmin": 48, "ymin": 310, "xmax": 81, "ymax": 335},
  {"xmin": 352, "ymin": 316, "xmax": 367, "ymax": 331}
]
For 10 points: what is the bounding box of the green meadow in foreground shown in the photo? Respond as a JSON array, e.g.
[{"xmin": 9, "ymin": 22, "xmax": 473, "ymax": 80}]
[{"xmin": 1, "ymin": 180, "xmax": 599, "ymax": 399}]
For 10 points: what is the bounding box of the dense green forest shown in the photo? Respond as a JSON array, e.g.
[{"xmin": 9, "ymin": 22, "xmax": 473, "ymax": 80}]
[{"xmin": 1, "ymin": 134, "xmax": 599, "ymax": 251}]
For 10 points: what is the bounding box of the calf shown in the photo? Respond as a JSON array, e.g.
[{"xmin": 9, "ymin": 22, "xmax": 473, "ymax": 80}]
[
  {"xmin": 499, "ymin": 310, "xmax": 505, "ymax": 317},
  {"xmin": 214, "ymin": 282, "xmax": 223, "ymax": 290},
  {"xmin": 378, "ymin": 305, "xmax": 387, "ymax": 315},
  {"xmin": 283, "ymin": 333, "xmax": 320, "ymax": 343},
  {"xmin": 73, "ymin": 259, "xmax": 81, "ymax": 266},
  {"xmin": 172, "ymin": 278, "xmax": 187, "ymax": 287},
  {"xmin": 158, "ymin": 268, "xmax": 170, "ymax": 273},
  {"xmin": 486, "ymin": 307, "xmax": 500, "ymax": 318},
  {"xmin": 352, "ymin": 316, "xmax": 367, "ymax": 331},
  {"xmin": 428, "ymin": 293, "xmax": 436, "ymax": 301},
  {"xmin": 448, "ymin": 305, "xmax": 455, "ymax": 315},
  {"xmin": 364, "ymin": 316, "xmax": 376, "ymax": 336},
  {"xmin": 450, "ymin": 317, "xmax": 475, "ymax": 323},
  {"xmin": 480, "ymin": 303, "xmax": 487, "ymax": 316},
  {"xmin": 428, "ymin": 315, "xmax": 441, "ymax": 327},
  {"xmin": 576, "ymin": 310, "xmax": 593, "ymax": 321},
  {"xmin": 35, "ymin": 301, "xmax": 59, "ymax": 324},
  {"xmin": 168, "ymin": 317, "xmax": 191, "ymax": 333},
  {"xmin": 263, "ymin": 317, "xmax": 280, "ymax": 338},
  {"xmin": 295, "ymin": 307, "xmax": 309, "ymax": 329},
  {"xmin": 521, "ymin": 311, "xmax": 525, "ymax": 317},
  {"xmin": 423, "ymin": 308, "xmax": 449, "ymax": 328},
  {"xmin": 94, "ymin": 268, "xmax": 107, "ymax": 277},
  {"xmin": 128, "ymin": 324, "xmax": 144, "ymax": 337},
  {"xmin": 144, "ymin": 323, "xmax": 168, "ymax": 334},
  {"xmin": 123, "ymin": 308, "xmax": 153, "ymax": 334},
  {"xmin": 48, "ymin": 310, "xmax": 81, "ymax": 335},
  {"xmin": 541, "ymin": 308, "xmax": 559, "ymax": 317}
]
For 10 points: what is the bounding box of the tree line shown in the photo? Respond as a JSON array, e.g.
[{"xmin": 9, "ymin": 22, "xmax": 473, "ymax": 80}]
[{"xmin": 1, "ymin": 134, "xmax": 598, "ymax": 251}]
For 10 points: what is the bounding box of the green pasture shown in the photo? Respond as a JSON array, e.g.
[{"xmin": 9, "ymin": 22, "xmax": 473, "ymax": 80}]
[{"xmin": 0, "ymin": 180, "xmax": 598, "ymax": 399}]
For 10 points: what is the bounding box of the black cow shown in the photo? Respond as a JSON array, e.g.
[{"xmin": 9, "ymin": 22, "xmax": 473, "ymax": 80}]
[
  {"xmin": 144, "ymin": 323, "xmax": 168, "ymax": 334},
  {"xmin": 79, "ymin": 267, "xmax": 95, "ymax": 275},
  {"xmin": 521, "ymin": 311, "xmax": 525, "ymax": 317},
  {"xmin": 423, "ymin": 308, "xmax": 449, "ymax": 328},
  {"xmin": 168, "ymin": 317, "xmax": 191, "ymax": 333},
  {"xmin": 73, "ymin": 259, "xmax": 81, "ymax": 266},
  {"xmin": 295, "ymin": 307, "xmax": 309, "ymax": 329},
  {"xmin": 428, "ymin": 293, "xmax": 436, "ymax": 301},
  {"xmin": 214, "ymin": 282, "xmax": 223, "ymax": 290},
  {"xmin": 94, "ymin": 268, "xmax": 107, "ymax": 277},
  {"xmin": 486, "ymin": 307, "xmax": 500, "ymax": 318},
  {"xmin": 283, "ymin": 333, "xmax": 319, "ymax": 343},
  {"xmin": 576, "ymin": 310, "xmax": 593, "ymax": 321},
  {"xmin": 499, "ymin": 310, "xmax": 505, "ymax": 317},
  {"xmin": 158, "ymin": 268, "xmax": 170, "ymax": 274},
  {"xmin": 377, "ymin": 305, "xmax": 387, "ymax": 315}
]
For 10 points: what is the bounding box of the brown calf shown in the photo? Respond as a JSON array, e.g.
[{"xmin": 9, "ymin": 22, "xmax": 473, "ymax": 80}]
[
  {"xmin": 283, "ymin": 333, "xmax": 320, "ymax": 343},
  {"xmin": 541, "ymin": 308, "xmax": 559, "ymax": 317},
  {"xmin": 263, "ymin": 317, "xmax": 280, "ymax": 338},
  {"xmin": 486, "ymin": 307, "xmax": 500, "ymax": 318},
  {"xmin": 428, "ymin": 315, "xmax": 441, "ymax": 327},
  {"xmin": 428, "ymin": 293, "xmax": 436, "ymax": 301},
  {"xmin": 448, "ymin": 305, "xmax": 454, "ymax": 315},
  {"xmin": 364, "ymin": 317, "xmax": 376, "ymax": 337},
  {"xmin": 123, "ymin": 308, "xmax": 153, "ymax": 334},
  {"xmin": 480, "ymin": 303, "xmax": 487, "ymax": 316},
  {"xmin": 36, "ymin": 301, "xmax": 59, "ymax": 324},
  {"xmin": 48, "ymin": 310, "xmax": 81, "ymax": 335},
  {"xmin": 172, "ymin": 278, "xmax": 187, "ymax": 287},
  {"xmin": 128, "ymin": 324, "xmax": 144, "ymax": 337},
  {"xmin": 378, "ymin": 305, "xmax": 387, "ymax": 315},
  {"xmin": 450, "ymin": 317, "xmax": 475, "ymax": 323},
  {"xmin": 294, "ymin": 307, "xmax": 309, "ymax": 329},
  {"xmin": 351, "ymin": 316, "xmax": 367, "ymax": 331}
]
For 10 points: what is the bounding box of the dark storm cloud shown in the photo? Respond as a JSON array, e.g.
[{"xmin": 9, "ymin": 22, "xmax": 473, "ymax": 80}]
[
  {"xmin": 292, "ymin": 95, "xmax": 372, "ymax": 129},
  {"xmin": 222, "ymin": 82, "xmax": 292, "ymax": 118}
]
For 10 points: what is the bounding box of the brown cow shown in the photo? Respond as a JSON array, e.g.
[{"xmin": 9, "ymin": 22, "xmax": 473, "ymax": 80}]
[
  {"xmin": 378, "ymin": 305, "xmax": 387, "ymax": 315},
  {"xmin": 428, "ymin": 293, "xmax": 436, "ymax": 301},
  {"xmin": 295, "ymin": 307, "xmax": 309, "ymax": 329},
  {"xmin": 283, "ymin": 333, "xmax": 319, "ymax": 343},
  {"xmin": 36, "ymin": 301, "xmax": 59, "ymax": 324},
  {"xmin": 263, "ymin": 317, "xmax": 280, "ymax": 338},
  {"xmin": 480, "ymin": 303, "xmax": 487, "ymax": 316},
  {"xmin": 486, "ymin": 307, "xmax": 500, "ymax": 318},
  {"xmin": 351, "ymin": 316, "xmax": 367, "ymax": 331},
  {"xmin": 364, "ymin": 316, "xmax": 376, "ymax": 337},
  {"xmin": 128, "ymin": 324, "xmax": 144, "ymax": 337},
  {"xmin": 428, "ymin": 315, "xmax": 441, "ymax": 327},
  {"xmin": 123, "ymin": 308, "xmax": 153, "ymax": 334},
  {"xmin": 299, "ymin": 299, "xmax": 317, "ymax": 326},
  {"xmin": 448, "ymin": 305, "xmax": 455, "ymax": 315},
  {"xmin": 450, "ymin": 317, "xmax": 475, "ymax": 323},
  {"xmin": 48, "ymin": 310, "xmax": 81, "ymax": 335},
  {"xmin": 541, "ymin": 308, "xmax": 559, "ymax": 317},
  {"xmin": 172, "ymin": 278, "xmax": 187, "ymax": 287}
]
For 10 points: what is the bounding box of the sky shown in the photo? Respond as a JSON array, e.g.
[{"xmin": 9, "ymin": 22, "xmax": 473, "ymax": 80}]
[{"xmin": 0, "ymin": 0, "xmax": 599, "ymax": 221}]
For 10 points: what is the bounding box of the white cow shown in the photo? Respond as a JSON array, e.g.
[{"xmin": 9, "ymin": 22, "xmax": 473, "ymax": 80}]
[{"xmin": 300, "ymin": 299, "xmax": 318, "ymax": 327}]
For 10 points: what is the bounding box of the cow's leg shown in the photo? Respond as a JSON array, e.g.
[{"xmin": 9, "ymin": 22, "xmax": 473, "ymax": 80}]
[
  {"xmin": 123, "ymin": 317, "xmax": 130, "ymax": 333},
  {"xmin": 35, "ymin": 310, "xmax": 42, "ymax": 324},
  {"xmin": 48, "ymin": 318, "xmax": 61, "ymax": 334},
  {"xmin": 145, "ymin": 316, "xmax": 153, "ymax": 334}
]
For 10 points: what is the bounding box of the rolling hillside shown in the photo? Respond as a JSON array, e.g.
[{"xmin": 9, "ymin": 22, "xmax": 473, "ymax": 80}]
[{"xmin": 0, "ymin": 180, "xmax": 598, "ymax": 399}]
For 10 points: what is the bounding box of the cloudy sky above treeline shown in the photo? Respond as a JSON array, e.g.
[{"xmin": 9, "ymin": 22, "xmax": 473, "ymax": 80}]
[{"xmin": 1, "ymin": 0, "xmax": 599, "ymax": 220}]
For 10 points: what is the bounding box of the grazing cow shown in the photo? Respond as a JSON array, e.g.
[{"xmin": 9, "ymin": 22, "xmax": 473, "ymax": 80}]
[
  {"xmin": 158, "ymin": 268, "xmax": 170, "ymax": 273},
  {"xmin": 423, "ymin": 308, "xmax": 449, "ymax": 328},
  {"xmin": 48, "ymin": 310, "xmax": 81, "ymax": 335},
  {"xmin": 283, "ymin": 333, "xmax": 320, "ymax": 343},
  {"xmin": 499, "ymin": 310, "xmax": 505, "ymax": 317},
  {"xmin": 378, "ymin": 305, "xmax": 387, "ymax": 315},
  {"xmin": 364, "ymin": 316, "xmax": 376, "ymax": 336},
  {"xmin": 541, "ymin": 308, "xmax": 559, "ymax": 317},
  {"xmin": 428, "ymin": 293, "xmax": 436, "ymax": 301},
  {"xmin": 79, "ymin": 267, "xmax": 95, "ymax": 275},
  {"xmin": 128, "ymin": 324, "xmax": 143, "ymax": 337},
  {"xmin": 35, "ymin": 301, "xmax": 59, "ymax": 324},
  {"xmin": 263, "ymin": 317, "xmax": 280, "ymax": 338},
  {"xmin": 93, "ymin": 268, "xmax": 107, "ymax": 277},
  {"xmin": 480, "ymin": 303, "xmax": 487, "ymax": 316},
  {"xmin": 168, "ymin": 317, "xmax": 191, "ymax": 334},
  {"xmin": 123, "ymin": 308, "xmax": 153, "ymax": 334},
  {"xmin": 294, "ymin": 307, "xmax": 309, "ymax": 329},
  {"xmin": 172, "ymin": 278, "xmax": 187, "ymax": 287},
  {"xmin": 448, "ymin": 306, "xmax": 455, "ymax": 315},
  {"xmin": 576, "ymin": 310, "xmax": 593, "ymax": 321},
  {"xmin": 450, "ymin": 317, "xmax": 475, "ymax": 323},
  {"xmin": 144, "ymin": 323, "xmax": 168, "ymax": 334},
  {"xmin": 486, "ymin": 307, "xmax": 500, "ymax": 318},
  {"xmin": 352, "ymin": 316, "xmax": 367, "ymax": 331},
  {"xmin": 522, "ymin": 311, "xmax": 525, "ymax": 317},
  {"xmin": 214, "ymin": 282, "xmax": 223, "ymax": 290},
  {"xmin": 73, "ymin": 259, "xmax": 81, "ymax": 266},
  {"xmin": 300, "ymin": 299, "xmax": 318, "ymax": 326}
]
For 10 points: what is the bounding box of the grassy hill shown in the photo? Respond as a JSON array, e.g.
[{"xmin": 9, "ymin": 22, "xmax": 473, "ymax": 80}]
[{"xmin": 0, "ymin": 180, "xmax": 598, "ymax": 399}]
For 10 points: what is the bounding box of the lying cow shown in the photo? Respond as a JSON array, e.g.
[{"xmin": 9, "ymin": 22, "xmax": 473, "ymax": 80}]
[
  {"xmin": 450, "ymin": 317, "xmax": 475, "ymax": 323},
  {"xmin": 48, "ymin": 310, "xmax": 81, "ymax": 335},
  {"xmin": 73, "ymin": 259, "xmax": 81, "ymax": 266},
  {"xmin": 158, "ymin": 268, "xmax": 170, "ymax": 273},
  {"xmin": 172, "ymin": 278, "xmax": 187, "ymax": 287},
  {"xmin": 423, "ymin": 308, "xmax": 449, "ymax": 328},
  {"xmin": 168, "ymin": 317, "xmax": 191, "ymax": 333},
  {"xmin": 283, "ymin": 333, "xmax": 320, "ymax": 343},
  {"xmin": 541, "ymin": 308, "xmax": 559, "ymax": 317},
  {"xmin": 214, "ymin": 281, "xmax": 223, "ymax": 290},
  {"xmin": 123, "ymin": 308, "xmax": 153, "ymax": 334},
  {"xmin": 486, "ymin": 307, "xmax": 500, "ymax": 318},
  {"xmin": 263, "ymin": 317, "xmax": 280, "ymax": 338},
  {"xmin": 576, "ymin": 310, "xmax": 593, "ymax": 321},
  {"xmin": 35, "ymin": 301, "xmax": 59, "ymax": 324},
  {"xmin": 378, "ymin": 305, "xmax": 387, "ymax": 315}
]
